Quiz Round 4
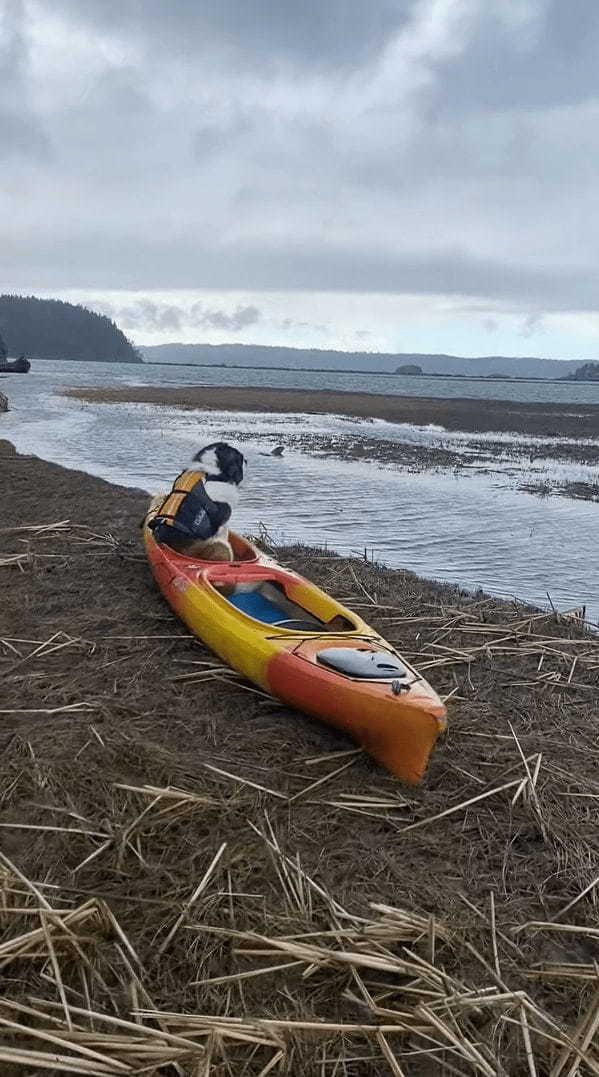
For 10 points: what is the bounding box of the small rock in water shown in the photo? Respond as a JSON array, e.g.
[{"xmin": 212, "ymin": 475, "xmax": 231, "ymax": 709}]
[{"xmin": 259, "ymin": 445, "xmax": 285, "ymax": 457}]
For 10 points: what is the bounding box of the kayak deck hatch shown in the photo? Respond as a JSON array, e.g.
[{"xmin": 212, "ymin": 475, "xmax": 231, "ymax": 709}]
[{"xmin": 317, "ymin": 647, "xmax": 410, "ymax": 680}]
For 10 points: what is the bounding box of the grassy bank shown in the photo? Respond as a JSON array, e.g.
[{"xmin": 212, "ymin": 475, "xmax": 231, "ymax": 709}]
[
  {"xmin": 64, "ymin": 384, "xmax": 599, "ymax": 439},
  {"xmin": 2, "ymin": 439, "xmax": 599, "ymax": 1074}
]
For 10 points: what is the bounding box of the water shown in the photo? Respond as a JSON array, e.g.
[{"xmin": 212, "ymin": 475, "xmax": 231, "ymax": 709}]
[
  {"xmin": 2, "ymin": 359, "xmax": 598, "ymax": 621},
  {"xmin": 5, "ymin": 355, "xmax": 599, "ymax": 404}
]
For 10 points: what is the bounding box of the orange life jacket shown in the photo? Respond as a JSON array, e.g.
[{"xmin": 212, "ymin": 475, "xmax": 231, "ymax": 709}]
[{"xmin": 148, "ymin": 469, "xmax": 231, "ymax": 543}]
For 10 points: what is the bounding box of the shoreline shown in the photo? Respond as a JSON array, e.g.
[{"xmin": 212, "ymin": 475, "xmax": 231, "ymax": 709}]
[
  {"xmin": 2, "ymin": 438, "xmax": 599, "ymax": 1072},
  {"xmin": 143, "ymin": 360, "xmax": 579, "ymax": 383},
  {"xmin": 20, "ymin": 353, "xmax": 599, "ymax": 384},
  {"xmin": 66, "ymin": 383, "xmax": 599, "ymax": 438}
]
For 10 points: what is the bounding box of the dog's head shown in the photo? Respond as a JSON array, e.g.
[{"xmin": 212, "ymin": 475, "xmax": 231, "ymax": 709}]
[{"xmin": 191, "ymin": 442, "xmax": 246, "ymax": 485}]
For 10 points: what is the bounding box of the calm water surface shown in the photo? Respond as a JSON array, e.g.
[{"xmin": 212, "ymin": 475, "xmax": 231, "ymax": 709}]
[
  {"xmin": 2, "ymin": 359, "xmax": 598, "ymax": 621},
  {"xmin": 141, "ymin": 362, "xmax": 599, "ymax": 404},
  {"xmin": 6, "ymin": 355, "xmax": 599, "ymax": 402}
]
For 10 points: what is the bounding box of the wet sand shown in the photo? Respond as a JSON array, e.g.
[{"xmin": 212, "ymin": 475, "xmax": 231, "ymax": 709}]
[
  {"xmin": 66, "ymin": 384, "xmax": 599, "ymax": 439},
  {"xmin": 224, "ymin": 426, "xmax": 471, "ymax": 471},
  {"xmin": 521, "ymin": 478, "xmax": 599, "ymax": 502}
]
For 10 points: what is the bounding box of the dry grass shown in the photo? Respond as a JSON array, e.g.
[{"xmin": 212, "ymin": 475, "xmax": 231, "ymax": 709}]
[{"xmin": 2, "ymin": 442, "xmax": 599, "ymax": 1074}]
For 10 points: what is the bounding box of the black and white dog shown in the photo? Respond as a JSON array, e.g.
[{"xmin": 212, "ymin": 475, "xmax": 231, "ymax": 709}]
[{"xmin": 148, "ymin": 442, "xmax": 246, "ymax": 561}]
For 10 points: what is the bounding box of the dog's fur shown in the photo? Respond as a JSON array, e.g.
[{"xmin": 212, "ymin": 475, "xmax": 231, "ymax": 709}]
[{"xmin": 149, "ymin": 442, "xmax": 246, "ymax": 561}]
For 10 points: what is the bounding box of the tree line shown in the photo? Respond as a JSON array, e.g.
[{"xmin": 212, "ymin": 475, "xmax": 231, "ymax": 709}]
[
  {"xmin": 563, "ymin": 362, "xmax": 599, "ymax": 381},
  {"xmin": 0, "ymin": 295, "xmax": 141, "ymax": 363}
]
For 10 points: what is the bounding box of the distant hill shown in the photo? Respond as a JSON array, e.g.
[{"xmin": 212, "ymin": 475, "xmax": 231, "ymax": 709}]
[
  {"xmin": 0, "ymin": 295, "xmax": 142, "ymax": 363},
  {"xmin": 0, "ymin": 327, "xmax": 6, "ymax": 362},
  {"xmin": 140, "ymin": 342, "xmax": 585, "ymax": 379}
]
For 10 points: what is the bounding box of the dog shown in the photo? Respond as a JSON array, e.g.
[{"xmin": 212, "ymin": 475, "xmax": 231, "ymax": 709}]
[{"xmin": 147, "ymin": 442, "xmax": 246, "ymax": 561}]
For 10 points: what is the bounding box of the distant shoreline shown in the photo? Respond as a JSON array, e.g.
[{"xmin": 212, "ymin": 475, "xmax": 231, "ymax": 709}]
[
  {"xmin": 17, "ymin": 355, "xmax": 599, "ymax": 383},
  {"xmin": 24, "ymin": 355, "xmax": 143, "ymax": 365},
  {"xmin": 142, "ymin": 360, "xmax": 597, "ymax": 384}
]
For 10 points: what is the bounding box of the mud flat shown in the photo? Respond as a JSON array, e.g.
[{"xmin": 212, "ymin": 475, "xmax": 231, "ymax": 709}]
[
  {"xmin": 66, "ymin": 383, "xmax": 599, "ymax": 438},
  {"xmin": 2, "ymin": 437, "xmax": 599, "ymax": 1074},
  {"xmin": 66, "ymin": 384, "xmax": 599, "ymax": 496},
  {"xmin": 521, "ymin": 478, "xmax": 599, "ymax": 502}
]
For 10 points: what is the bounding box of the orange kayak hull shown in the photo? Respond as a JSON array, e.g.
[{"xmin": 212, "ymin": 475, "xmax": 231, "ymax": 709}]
[{"xmin": 143, "ymin": 525, "xmax": 447, "ymax": 784}]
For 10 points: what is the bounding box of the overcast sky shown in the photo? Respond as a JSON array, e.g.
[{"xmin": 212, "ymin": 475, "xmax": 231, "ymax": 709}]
[{"xmin": 2, "ymin": 0, "xmax": 599, "ymax": 358}]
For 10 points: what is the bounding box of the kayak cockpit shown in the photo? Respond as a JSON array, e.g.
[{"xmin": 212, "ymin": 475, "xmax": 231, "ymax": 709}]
[{"xmin": 212, "ymin": 576, "xmax": 357, "ymax": 633}]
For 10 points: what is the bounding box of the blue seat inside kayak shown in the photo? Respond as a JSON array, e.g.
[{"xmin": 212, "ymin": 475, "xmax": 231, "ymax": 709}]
[
  {"xmin": 227, "ymin": 591, "xmax": 286, "ymax": 624},
  {"xmin": 226, "ymin": 590, "xmax": 323, "ymax": 631}
]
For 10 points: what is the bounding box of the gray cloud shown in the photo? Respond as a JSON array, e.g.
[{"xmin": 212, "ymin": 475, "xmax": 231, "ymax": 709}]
[
  {"xmin": 0, "ymin": 0, "xmax": 52, "ymax": 160},
  {"xmin": 521, "ymin": 312, "xmax": 545, "ymax": 338},
  {"xmin": 190, "ymin": 303, "xmax": 260, "ymax": 331},
  {"xmin": 114, "ymin": 301, "xmax": 184, "ymax": 333},
  {"xmin": 433, "ymin": 0, "xmax": 599, "ymax": 113},
  {"xmin": 280, "ymin": 318, "xmax": 328, "ymax": 335},
  {"xmin": 1, "ymin": 0, "xmax": 598, "ymax": 325},
  {"xmin": 55, "ymin": 0, "xmax": 407, "ymax": 72},
  {"xmin": 102, "ymin": 299, "xmax": 261, "ymax": 335},
  {"xmin": 15, "ymin": 237, "xmax": 598, "ymax": 316},
  {"xmin": 0, "ymin": 111, "xmax": 51, "ymax": 160}
]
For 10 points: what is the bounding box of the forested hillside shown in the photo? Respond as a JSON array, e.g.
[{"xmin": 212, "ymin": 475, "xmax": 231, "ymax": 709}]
[
  {"xmin": 0, "ymin": 295, "xmax": 141, "ymax": 363},
  {"xmin": 563, "ymin": 362, "xmax": 599, "ymax": 381},
  {"xmin": 140, "ymin": 342, "xmax": 582, "ymax": 378}
]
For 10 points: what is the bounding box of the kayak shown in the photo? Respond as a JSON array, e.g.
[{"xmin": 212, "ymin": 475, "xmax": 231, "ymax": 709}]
[{"xmin": 143, "ymin": 523, "xmax": 447, "ymax": 784}]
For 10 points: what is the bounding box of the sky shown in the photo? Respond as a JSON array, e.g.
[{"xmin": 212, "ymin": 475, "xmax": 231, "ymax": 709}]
[{"xmin": 2, "ymin": 0, "xmax": 599, "ymax": 359}]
